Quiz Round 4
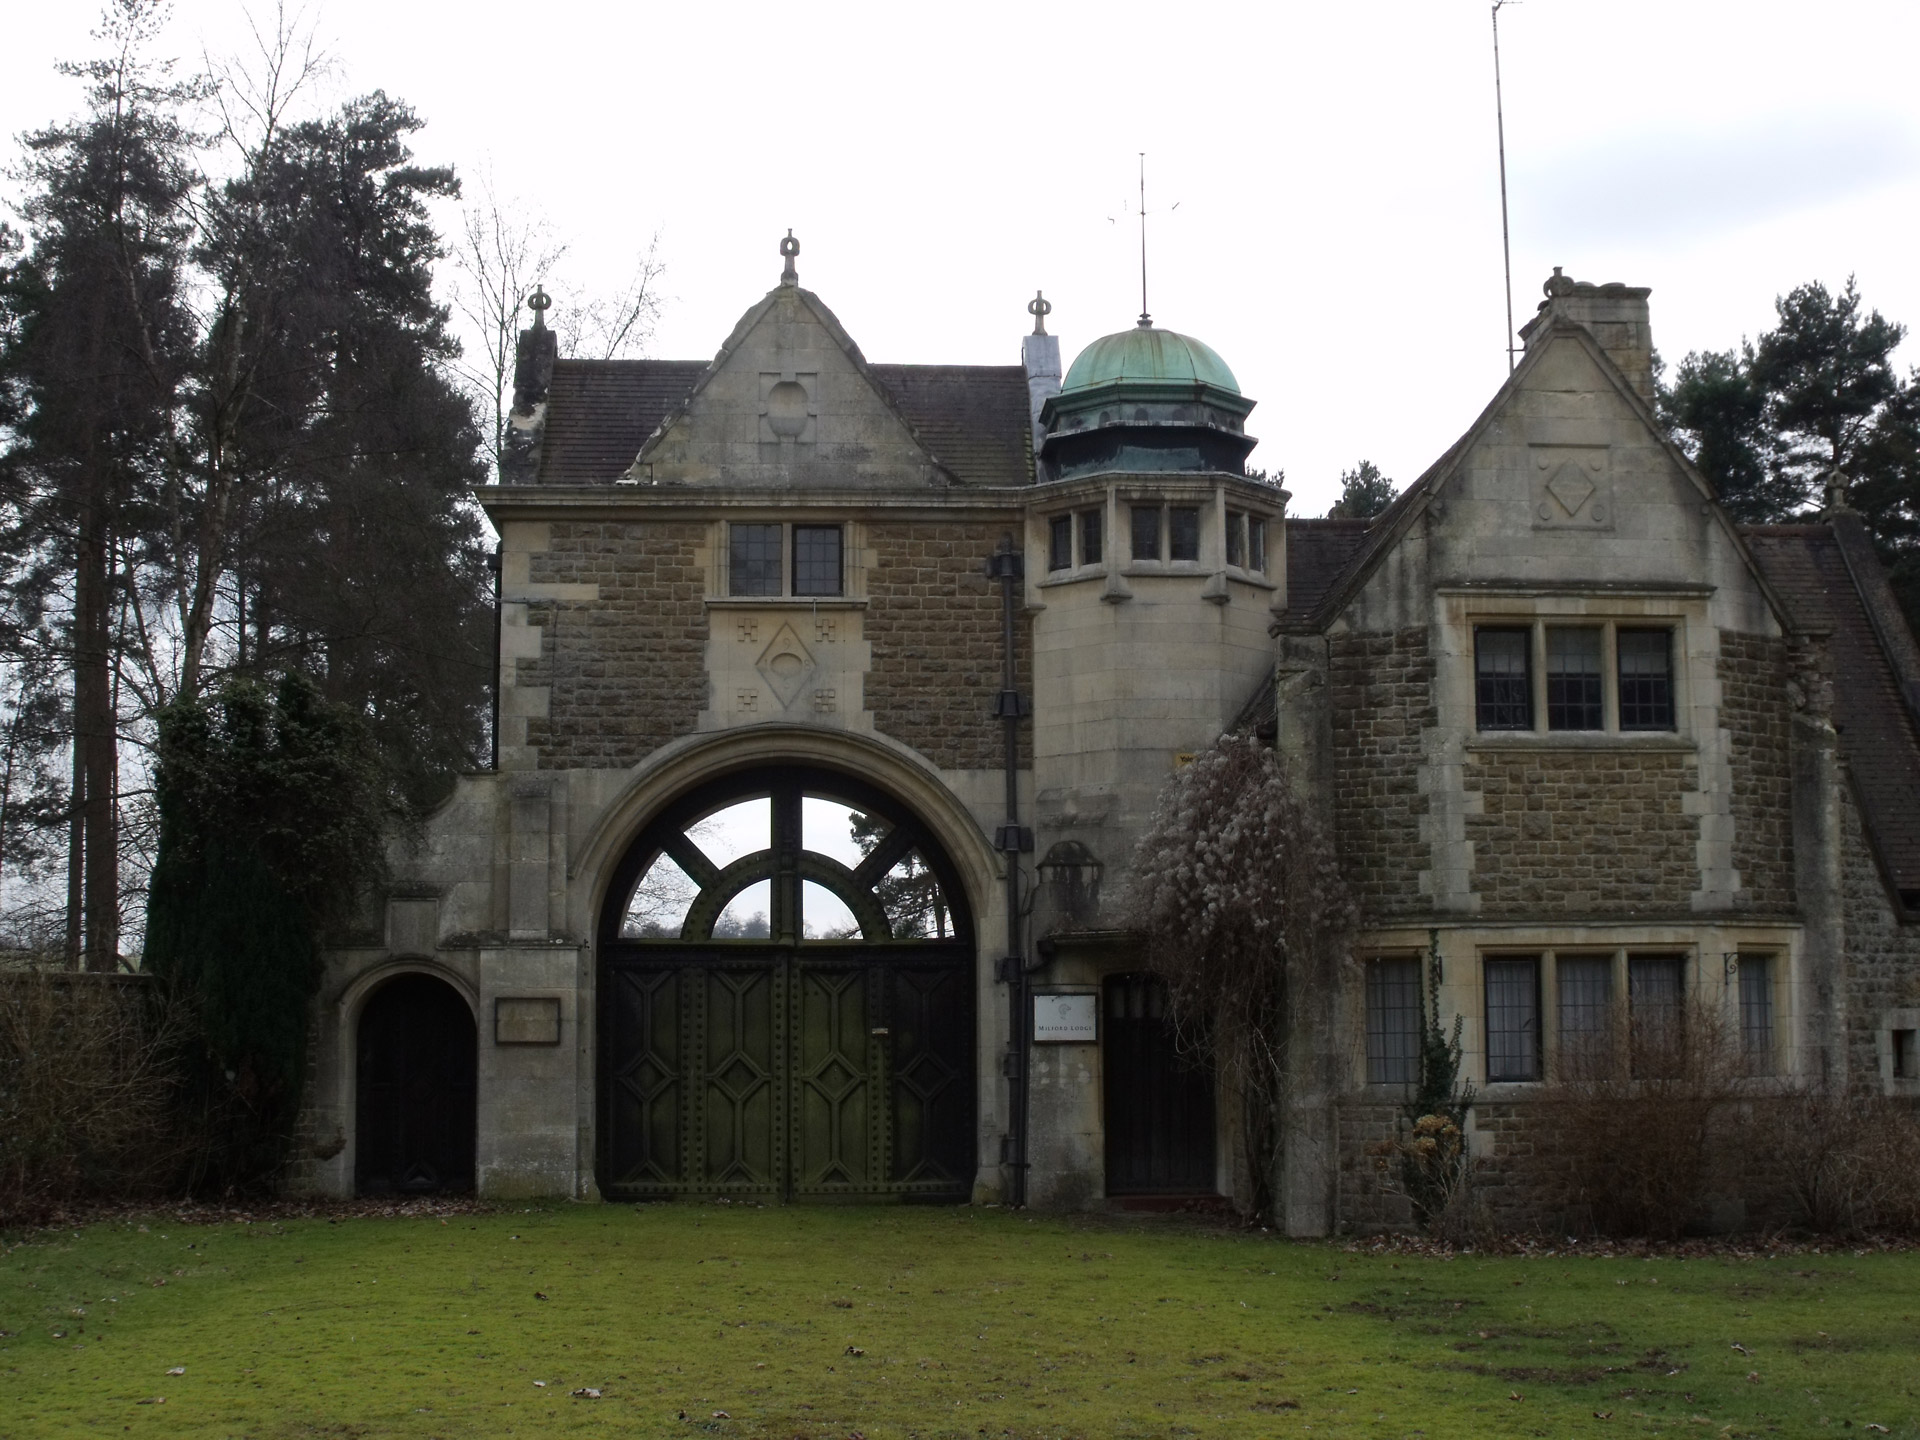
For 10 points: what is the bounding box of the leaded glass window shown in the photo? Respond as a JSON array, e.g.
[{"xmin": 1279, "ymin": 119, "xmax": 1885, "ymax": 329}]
[
  {"xmin": 1475, "ymin": 627, "xmax": 1532, "ymax": 731},
  {"xmin": 1365, "ymin": 958, "xmax": 1421, "ymax": 1084},
  {"xmin": 729, "ymin": 523, "xmax": 782, "ymax": 596},
  {"xmin": 1546, "ymin": 626, "xmax": 1604, "ymax": 730},
  {"xmin": 1485, "ymin": 956, "xmax": 1541, "ymax": 1082},
  {"xmin": 1618, "ymin": 629, "xmax": 1675, "ymax": 730}
]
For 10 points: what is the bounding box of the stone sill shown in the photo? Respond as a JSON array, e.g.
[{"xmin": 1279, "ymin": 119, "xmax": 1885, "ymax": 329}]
[
  {"xmin": 704, "ymin": 596, "xmax": 868, "ymax": 610},
  {"xmin": 1466, "ymin": 733, "xmax": 1695, "ymax": 755},
  {"xmin": 1036, "ymin": 565, "xmax": 1274, "ymax": 591}
]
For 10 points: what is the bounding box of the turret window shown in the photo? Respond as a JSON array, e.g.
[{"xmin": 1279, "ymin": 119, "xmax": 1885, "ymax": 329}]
[
  {"xmin": 1168, "ymin": 506, "xmax": 1201, "ymax": 561},
  {"xmin": 1130, "ymin": 505, "xmax": 1160, "ymax": 561},
  {"xmin": 1049, "ymin": 515, "xmax": 1073, "ymax": 572},
  {"xmin": 1080, "ymin": 509, "xmax": 1103, "ymax": 566}
]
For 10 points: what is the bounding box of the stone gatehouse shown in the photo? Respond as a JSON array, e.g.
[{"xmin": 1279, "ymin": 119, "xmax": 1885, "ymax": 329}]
[{"xmin": 292, "ymin": 245, "xmax": 1920, "ymax": 1233}]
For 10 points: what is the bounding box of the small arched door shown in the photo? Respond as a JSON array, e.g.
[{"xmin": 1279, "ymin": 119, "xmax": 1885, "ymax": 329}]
[
  {"xmin": 355, "ymin": 974, "xmax": 478, "ymax": 1195},
  {"xmin": 598, "ymin": 766, "xmax": 975, "ymax": 1202}
]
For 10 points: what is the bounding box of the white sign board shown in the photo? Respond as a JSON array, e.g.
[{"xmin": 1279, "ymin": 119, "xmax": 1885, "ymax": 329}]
[{"xmin": 1033, "ymin": 992, "xmax": 1098, "ymax": 1043}]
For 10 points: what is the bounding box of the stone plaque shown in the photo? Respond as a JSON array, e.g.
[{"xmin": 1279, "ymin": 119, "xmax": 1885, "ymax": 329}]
[
  {"xmin": 1033, "ymin": 992, "xmax": 1097, "ymax": 1044},
  {"xmin": 495, "ymin": 996, "xmax": 562, "ymax": 1046}
]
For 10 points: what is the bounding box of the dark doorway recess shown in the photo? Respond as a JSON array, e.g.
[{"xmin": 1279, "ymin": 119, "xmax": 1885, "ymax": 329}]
[
  {"xmin": 355, "ymin": 974, "xmax": 477, "ymax": 1195},
  {"xmin": 1103, "ymin": 973, "xmax": 1216, "ymax": 1196},
  {"xmin": 598, "ymin": 765, "xmax": 975, "ymax": 1203}
]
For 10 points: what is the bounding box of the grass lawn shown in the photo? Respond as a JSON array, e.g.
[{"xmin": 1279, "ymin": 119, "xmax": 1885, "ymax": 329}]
[{"xmin": 0, "ymin": 1204, "xmax": 1914, "ymax": 1439}]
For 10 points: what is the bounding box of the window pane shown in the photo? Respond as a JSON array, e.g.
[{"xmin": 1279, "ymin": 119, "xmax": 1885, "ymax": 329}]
[
  {"xmin": 1475, "ymin": 627, "xmax": 1533, "ymax": 731},
  {"xmin": 1226, "ymin": 510, "xmax": 1246, "ymax": 569},
  {"xmin": 1080, "ymin": 509, "xmax": 1103, "ymax": 566},
  {"xmin": 1249, "ymin": 517, "xmax": 1266, "ymax": 572},
  {"xmin": 1618, "ymin": 629, "xmax": 1675, "ymax": 731},
  {"xmin": 1169, "ymin": 506, "xmax": 1200, "ymax": 561},
  {"xmin": 1738, "ymin": 955, "xmax": 1775, "ymax": 1076},
  {"xmin": 1485, "ymin": 956, "xmax": 1540, "ymax": 1081},
  {"xmin": 729, "ymin": 523, "xmax": 782, "ymax": 596},
  {"xmin": 1365, "ymin": 957, "xmax": 1421, "ymax": 1084},
  {"xmin": 792, "ymin": 525, "xmax": 842, "ymax": 596},
  {"xmin": 1546, "ymin": 626, "xmax": 1604, "ymax": 730},
  {"xmin": 1048, "ymin": 514, "xmax": 1073, "ymax": 572},
  {"xmin": 1629, "ymin": 954, "xmax": 1685, "ymax": 1076},
  {"xmin": 1131, "ymin": 505, "xmax": 1160, "ymax": 561},
  {"xmin": 1557, "ymin": 955, "xmax": 1612, "ymax": 1075}
]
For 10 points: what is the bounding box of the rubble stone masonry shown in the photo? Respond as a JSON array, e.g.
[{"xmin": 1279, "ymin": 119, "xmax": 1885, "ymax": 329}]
[
  {"xmin": 862, "ymin": 521, "xmax": 1030, "ymax": 772},
  {"xmin": 1719, "ymin": 630, "xmax": 1796, "ymax": 914},
  {"xmin": 1329, "ymin": 628, "xmax": 1435, "ymax": 921},
  {"xmin": 521, "ymin": 521, "xmax": 708, "ymax": 769},
  {"xmin": 1465, "ymin": 748, "xmax": 1697, "ymax": 916}
]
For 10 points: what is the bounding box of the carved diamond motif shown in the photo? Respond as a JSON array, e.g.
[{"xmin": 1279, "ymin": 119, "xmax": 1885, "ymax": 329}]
[
  {"xmin": 1545, "ymin": 462, "xmax": 1596, "ymax": 518},
  {"xmin": 755, "ymin": 624, "xmax": 818, "ymax": 708}
]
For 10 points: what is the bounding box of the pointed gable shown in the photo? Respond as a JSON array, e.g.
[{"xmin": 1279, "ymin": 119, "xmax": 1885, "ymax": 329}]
[{"xmin": 630, "ymin": 285, "xmax": 955, "ymax": 488}]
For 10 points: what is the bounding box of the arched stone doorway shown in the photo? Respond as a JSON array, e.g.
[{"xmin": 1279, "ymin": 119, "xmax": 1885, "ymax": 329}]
[
  {"xmin": 355, "ymin": 973, "xmax": 478, "ymax": 1195},
  {"xmin": 598, "ymin": 765, "xmax": 975, "ymax": 1202}
]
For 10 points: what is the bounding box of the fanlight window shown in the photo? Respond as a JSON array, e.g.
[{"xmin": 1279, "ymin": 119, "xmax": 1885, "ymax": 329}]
[{"xmin": 614, "ymin": 779, "xmax": 959, "ymax": 944}]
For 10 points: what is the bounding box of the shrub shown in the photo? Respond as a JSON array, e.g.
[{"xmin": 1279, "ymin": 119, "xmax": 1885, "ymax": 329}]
[
  {"xmin": 1774, "ymin": 1090, "xmax": 1920, "ymax": 1235},
  {"xmin": 0, "ymin": 969, "xmax": 187, "ymax": 1224}
]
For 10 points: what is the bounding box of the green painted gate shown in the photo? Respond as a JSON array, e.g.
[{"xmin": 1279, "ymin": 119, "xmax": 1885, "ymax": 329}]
[{"xmin": 598, "ymin": 768, "xmax": 975, "ymax": 1202}]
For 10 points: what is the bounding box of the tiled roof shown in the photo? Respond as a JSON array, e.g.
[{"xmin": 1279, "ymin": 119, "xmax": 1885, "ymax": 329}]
[
  {"xmin": 869, "ymin": 364, "xmax": 1032, "ymax": 486},
  {"xmin": 1279, "ymin": 518, "xmax": 1373, "ymax": 623},
  {"xmin": 532, "ymin": 358, "xmax": 1032, "ymax": 487},
  {"xmin": 538, "ymin": 360, "xmax": 708, "ymax": 486},
  {"xmin": 1745, "ymin": 521, "xmax": 1920, "ymax": 902}
]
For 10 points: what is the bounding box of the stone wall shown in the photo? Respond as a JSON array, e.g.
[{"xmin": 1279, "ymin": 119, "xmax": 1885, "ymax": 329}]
[
  {"xmin": 863, "ymin": 521, "xmax": 1030, "ymax": 772},
  {"xmin": 1838, "ymin": 782, "xmax": 1920, "ymax": 1090},
  {"xmin": 1329, "ymin": 629, "xmax": 1434, "ymax": 921},
  {"xmin": 522, "ymin": 521, "xmax": 707, "ymax": 770},
  {"xmin": 1720, "ymin": 630, "xmax": 1796, "ymax": 914},
  {"xmin": 1464, "ymin": 750, "xmax": 1697, "ymax": 916}
]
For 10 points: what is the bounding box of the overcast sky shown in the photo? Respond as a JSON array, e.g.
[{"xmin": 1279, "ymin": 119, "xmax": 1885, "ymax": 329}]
[{"xmin": 8, "ymin": 1, "xmax": 1920, "ymax": 515}]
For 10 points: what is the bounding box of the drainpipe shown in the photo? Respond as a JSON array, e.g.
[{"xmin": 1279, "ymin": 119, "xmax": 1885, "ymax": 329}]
[
  {"xmin": 987, "ymin": 536, "xmax": 1034, "ymax": 1205},
  {"xmin": 490, "ymin": 542, "xmax": 503, "ymax": 771}
]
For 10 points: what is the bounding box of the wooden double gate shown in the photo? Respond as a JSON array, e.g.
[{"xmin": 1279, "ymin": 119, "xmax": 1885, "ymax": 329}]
[{"xmin": 601, "ymin": 944, "xmax": 974, "ymax": 1201}]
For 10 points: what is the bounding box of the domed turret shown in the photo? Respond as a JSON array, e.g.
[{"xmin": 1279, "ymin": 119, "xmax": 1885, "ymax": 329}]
[{"xmin": 1038, "ymin": 318, "xmax": 1256, "ymax": 482}]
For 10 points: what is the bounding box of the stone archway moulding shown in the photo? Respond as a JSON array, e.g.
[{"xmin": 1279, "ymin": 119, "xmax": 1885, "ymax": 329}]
[
  {"xmin": 570, "ymin": 724, "xmax": 1003, "ymax": 932},
  {"xmin": 335, "ymin": 956, "xmax": 480, "ymax": 1028}
]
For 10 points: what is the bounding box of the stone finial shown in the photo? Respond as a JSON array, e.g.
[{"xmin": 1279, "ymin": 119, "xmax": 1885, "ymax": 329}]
[
  {"xmin": 1543, "ymin": 265, "xmax": 1576, "ymax": 299},
  {"xmin": 780, "ymin": 230, "xmax": 800, "ymax": 286},
  {"xmin": 1823, "ymin": 468, "xmax": 1853, "ymax": 514},
  {"xmin": 527, "ymin": 285, "xmax": 551, "ymax": 330},
  {"xmin": 1028, "ymin": 290, "xmax": 1052, "ymax": 336}
]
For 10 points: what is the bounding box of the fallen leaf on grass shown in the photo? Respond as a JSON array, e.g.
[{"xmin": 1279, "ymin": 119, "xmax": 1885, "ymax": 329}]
[
  {"xmin": 1866, "ymin": 1426, "xmax": 1890, "ymax": 1434},
  {"xmin": 1594, "ymin": 1411, "xmax": 1613, "ymax": 1420},
  {"xmin": 844, "ymin": 1346, "xmax": 865, "ymax": 1357},
  {"xmin": 535, "ymin": 1291, "xmax": 549, "ymax": 1300},
  {"xmin": 533, "ymin": 1380, "xmax": 546, "ymax": 1387},
  {"xmin": 572, "ymin": 1387, "xmax": 601, "ymax": 1399},
  {"xmin": 712, "ymin": 1409, "xmax": 731, "ymax": 1419},
  {"xmin": 1731, "ymin": 1343, "xmax": 1749, "ymax": 1355},
  {"xmin": 165, "ymin": 1366, "xmax": 185, "ymax": 1376},
  {"xmin": 1509, "ymin": 1391, "xmax": 1523, "ymax": 1401},
  {"xmin": 136, "ymin": 1397, "xmax": 165, "ymax": 1406},
  {"xmin": 1748, "ymin": 1371, "xmax": 1761, "ymax": 1381}
]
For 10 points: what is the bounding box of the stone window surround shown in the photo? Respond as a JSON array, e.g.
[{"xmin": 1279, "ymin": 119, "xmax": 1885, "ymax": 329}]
[
  {"xmin": 1878, "ymin": 1009, "xmax": 1920, "ymax": 1097},
  {"xmin": 709, "ymin": 518, "xmax": 867, "ymax": 603},
  {"xmin": 1350, "ymin": 923, "xmax": 1801, "ymax": 1098},
  {"xmin": 1443, "ymin": 590, "xmax": 1706, "ymax": 744},
  {"xmin": 1030, "ymin": 477, "xmax": 1281, "ymax": 593}
]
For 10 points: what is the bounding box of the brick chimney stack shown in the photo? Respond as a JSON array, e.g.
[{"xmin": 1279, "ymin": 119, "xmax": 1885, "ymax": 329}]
[{"xmin": 1519, "ymin": 268, "xmax": 1655, "ymax": 403}]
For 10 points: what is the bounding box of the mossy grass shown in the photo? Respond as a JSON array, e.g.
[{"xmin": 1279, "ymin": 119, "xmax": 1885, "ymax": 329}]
[{"xmin": 2, "ymin": 1204, "xmax": 1914, "ymax": 1437}]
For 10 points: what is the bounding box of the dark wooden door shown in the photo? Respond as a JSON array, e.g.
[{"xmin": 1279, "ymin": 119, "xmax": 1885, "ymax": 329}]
[
  {"xmin": 1103, "ymin": 973, "xmax": 1216, "ymax": 1196},
  {"xmin": 600, "ymin": 767, "xmax": 975, "ymax": 1203},
  {"xmin": 356, "ymin": 974, "xmax": 477, "ymax": 1195},
  {"xmin": 603, "ymin": 945, "xmax": 973, "ymax": 1201}
]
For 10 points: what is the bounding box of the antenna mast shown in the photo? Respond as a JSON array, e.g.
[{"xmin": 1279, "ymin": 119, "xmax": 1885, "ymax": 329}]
[
  {"xmin": 1138, "ymin": 152, "xmax": 1151, "ymax": 327},
  {"xmin": 1492, "ymin": 1, "xmax": 1519, "ymax": 371}
]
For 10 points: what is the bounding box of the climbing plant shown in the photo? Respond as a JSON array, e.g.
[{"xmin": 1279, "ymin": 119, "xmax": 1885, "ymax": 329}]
[
  {"xmin": 144, "ymin": 672, "xmax": 394, "ymax": 1192},
  {"xmin": 1128, "ymin": 733, "xmax": 1355, "ymax": 1221}
]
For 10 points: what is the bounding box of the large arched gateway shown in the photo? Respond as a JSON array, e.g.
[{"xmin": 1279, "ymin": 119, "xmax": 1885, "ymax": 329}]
[{"xmin": 597, "ymin": 766, "xmax": 976, "ymax": 1202}]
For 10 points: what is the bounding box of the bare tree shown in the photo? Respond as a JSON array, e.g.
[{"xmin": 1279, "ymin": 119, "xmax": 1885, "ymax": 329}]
[
  {"xmin": 447, "ymin": 169, "xmax": 570, "ymax": 477},
  {"xmin": 558, "ymin": 232, "xmax": 667, "ymax": 362}
]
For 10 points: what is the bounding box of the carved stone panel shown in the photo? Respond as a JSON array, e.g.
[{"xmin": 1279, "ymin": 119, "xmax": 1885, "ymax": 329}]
[{"xmin": 1530, "ymin": 445, "xmax": 1613, "ymax": 530}]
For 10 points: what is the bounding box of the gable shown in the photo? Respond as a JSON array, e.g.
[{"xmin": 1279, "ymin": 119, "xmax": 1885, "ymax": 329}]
[
  {"xmin": 1315, "ymin": 320, "xmax": 1783, "ymax": 639},
  {"xmin": 631, "ymin": 286, "xmax": 954, "ymax": 488}
]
